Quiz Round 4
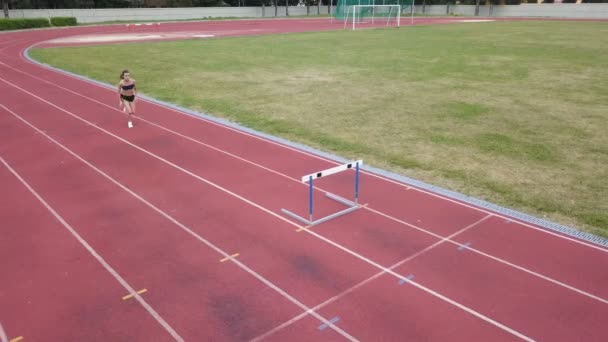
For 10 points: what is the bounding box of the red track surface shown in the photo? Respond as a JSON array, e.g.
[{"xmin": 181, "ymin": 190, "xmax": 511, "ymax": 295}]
[{"xmin": 1, "ymin": 18, "xmax": 607, "ymax": 342}]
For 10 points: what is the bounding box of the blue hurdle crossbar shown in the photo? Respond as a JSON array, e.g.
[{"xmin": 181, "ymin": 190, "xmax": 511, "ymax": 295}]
[{"xmin": 281, "ymin": 160, "xmax": 363, "ymax": 226}]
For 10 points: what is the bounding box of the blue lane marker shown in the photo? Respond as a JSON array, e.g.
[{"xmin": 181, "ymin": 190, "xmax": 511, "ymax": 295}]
[
  {"xmin": 318, "ymin": 316, "xmax": 340, "ymax": 331},
  {"xmin": 457, "ymin": 242, "xmax": 472, "ymax": 251},
  {"xmin": 398, "ymin": 274, "xmax": 415, "ymax": 285}
]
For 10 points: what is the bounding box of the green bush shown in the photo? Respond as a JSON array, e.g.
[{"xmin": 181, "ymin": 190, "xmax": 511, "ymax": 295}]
[
  {"xmin": 0, "ymin": 18, "xmax": 51, "ymax": 31},
  {"xmin": 50, "ymin": 17, "xmax": 78, "ymax": 27}
]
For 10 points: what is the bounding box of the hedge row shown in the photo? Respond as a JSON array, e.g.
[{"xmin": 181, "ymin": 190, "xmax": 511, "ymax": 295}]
[
  {"xmin": 50, "ymin": 17, "xmax": 78, "ymax": 27},
  {"xmin": 0, "ymin": 17, "xmax": 77, "ymax": 31}
]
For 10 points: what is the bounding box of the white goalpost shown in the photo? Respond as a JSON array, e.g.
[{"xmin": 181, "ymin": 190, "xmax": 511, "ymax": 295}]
[{"xmin": 344, "ymin": 4, "xmax": 401, "ymax": 30}]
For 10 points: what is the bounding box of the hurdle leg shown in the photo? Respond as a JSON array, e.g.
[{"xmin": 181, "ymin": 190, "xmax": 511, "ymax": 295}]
[
  {"xmin": 308, "ymin": 175, "xmax": 313, "ymax": 222},
  {"xmin": 355, "ymin": 161, "xmax": 360, "ymax": 204}
]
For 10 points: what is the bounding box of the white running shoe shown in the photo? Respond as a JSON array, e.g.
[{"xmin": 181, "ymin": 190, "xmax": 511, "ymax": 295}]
[{"xmin": 128, "ymin": 121, "xmax": 133, "ymax": 128}]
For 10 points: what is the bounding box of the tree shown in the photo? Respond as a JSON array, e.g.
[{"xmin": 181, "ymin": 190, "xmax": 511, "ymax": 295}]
[
  {"xmin": 192, "ymin": 0, "xmax": 224, "ymax": 6},
  {"xmin": 2, "ymin": 0, "xmax": 9, "ymax": 18},
  {"xmin": 224, "ymin": 0, "xmax": 272, "ymax": 5}
]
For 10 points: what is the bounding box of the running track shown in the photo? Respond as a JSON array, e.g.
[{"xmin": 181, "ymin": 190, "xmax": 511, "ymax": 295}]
[{"xmin": 1, "ymin": 18, "xmax": 607, "ymax": 342}]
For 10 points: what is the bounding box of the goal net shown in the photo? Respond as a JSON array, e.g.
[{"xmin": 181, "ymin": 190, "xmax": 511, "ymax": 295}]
[{"xmin": 334, "ymin": 0, "xmax": 413, "ymax": 30}]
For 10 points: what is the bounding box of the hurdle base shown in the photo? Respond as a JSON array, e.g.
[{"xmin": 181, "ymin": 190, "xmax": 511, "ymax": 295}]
[{"xmin": 281, "ymin": 192, "xmax": 361, "ymax": 226}]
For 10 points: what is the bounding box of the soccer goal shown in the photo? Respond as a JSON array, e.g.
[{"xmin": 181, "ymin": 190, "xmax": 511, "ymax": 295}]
[
  {"xmin": 343, "ymin": 5, "xmax": 401, "ymax": 30},
  {"xmin": 334, "ymin": 0, "xmax": 415, "ymax": 30}
]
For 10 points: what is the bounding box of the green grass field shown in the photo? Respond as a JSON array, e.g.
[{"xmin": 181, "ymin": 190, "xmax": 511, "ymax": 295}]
[{"xmin": 30, "ymin": 21, "xmax": 608, "ymax": 238}]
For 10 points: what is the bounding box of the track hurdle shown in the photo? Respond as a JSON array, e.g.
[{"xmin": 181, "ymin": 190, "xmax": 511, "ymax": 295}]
[{"xmin": 281, "ymin": 160, "xmax": 363, "ymax": 226}]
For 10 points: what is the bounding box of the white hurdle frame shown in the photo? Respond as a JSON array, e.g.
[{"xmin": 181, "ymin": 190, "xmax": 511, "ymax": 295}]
[{"xmin": 281, "ymin": 160, "xmax": 363, "ymax": 226}]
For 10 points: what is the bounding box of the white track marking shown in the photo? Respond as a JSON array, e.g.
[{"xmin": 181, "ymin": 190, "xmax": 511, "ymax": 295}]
[
  {"xmin": 0, "ymin": 155, "xmax": 184, "ymax": 342},
  {"xmin": 9, "ymin": 51, "xmax": 608, "ymax": 254},
  {"xmin": 0, "ymin": 103, "xmax": 357, "ymax": 341},
  {"xmin": 0, "ymin": 94, "xmax": 532, "ymax": 341},
  {"xmin": 251, "ymin": 216, "xmax": 489, "ymax": 341},
  {"xmin": 1, "ymin": 64, "xmax": 605, "ymax": 305},
  {"xmin": 0, "ymin": 322, "xmax": 8, "ymax": 342}
]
